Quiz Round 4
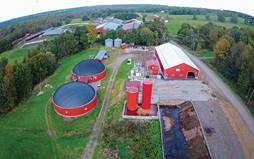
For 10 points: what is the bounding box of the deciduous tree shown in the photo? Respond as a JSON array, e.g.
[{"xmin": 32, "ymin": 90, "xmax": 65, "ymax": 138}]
[
  {"xmin": 214, "ymin": 37, "xmax": 231, "ymax": 59},
  {"xmin": 13, "ymin": 63, "xmax": 32, "ymax": 102},
  {"xmin": 87, "ymin": 23, "xmax": 97, "ymax": 46}
]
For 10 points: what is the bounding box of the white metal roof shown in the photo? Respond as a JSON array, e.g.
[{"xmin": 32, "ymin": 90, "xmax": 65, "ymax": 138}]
[{"xmin": 155, "ymin": 42, "xmax": 199, "ymax": 70}]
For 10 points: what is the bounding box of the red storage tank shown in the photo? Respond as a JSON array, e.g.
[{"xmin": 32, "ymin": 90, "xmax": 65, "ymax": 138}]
[
  {"xmin": 51, "ymin": 82, "xmax": 97, "ymax": 117},
  {"xmin": 127, "ymin": 87, "xmax": 139, "ymax": 111},
  {"xmin": 72, "ymin": 59, "xmax": 106, "ymax": 83},
  {"xmin": 142, "ymin": 79, "xmax": 152, "ymax": 110}
]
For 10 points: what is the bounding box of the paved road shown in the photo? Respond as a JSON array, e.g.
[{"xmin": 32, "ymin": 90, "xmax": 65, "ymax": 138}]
[
  {"xmin": 171, "ymin": 41, "xmax": 254, "ymax": 136},
  {"xmin": 81, "ymin": 53, "xmax": 133, "ymax": 159},
  {"xmin": 193, "ymin": 101, "xmax": 245, "ymax": 159}
]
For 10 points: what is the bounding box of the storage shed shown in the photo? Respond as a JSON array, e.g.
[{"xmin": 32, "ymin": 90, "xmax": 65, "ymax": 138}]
[
  {"xmin": 72, "ymin": 59, "xmax": 106, "ymax": 83},
  {"xmin": 51, "ymin": 82, "xmax": 97, "ymax": 117},
  {"xmin": 155, "ymin": 43, "xmax": 199, "ymax": 79},
  {"xmin": 95, "ymin": 50, "xmax": 107, "ymax": 62},
  {"xmin": 146, "ymin": 59, "xmax": 160, "ymax": 75}
]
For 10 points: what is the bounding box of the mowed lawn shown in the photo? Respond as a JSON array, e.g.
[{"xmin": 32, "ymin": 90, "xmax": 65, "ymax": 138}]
[
  {"xmin": 0, "ymin": 48, "xmax": 30, "ymax": 63},
  {"xmin": 93, "ymin": 59, "xmax": 162, "ymax": 159},
  {"xmin": 0, "ymin": 48, "xmax": 111, "ymax": 159}
]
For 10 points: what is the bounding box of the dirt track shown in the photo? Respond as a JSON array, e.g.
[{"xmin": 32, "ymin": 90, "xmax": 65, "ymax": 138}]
[{"xmin": 81, "ymin": 53, "xmax": 133, "ymax": 159}]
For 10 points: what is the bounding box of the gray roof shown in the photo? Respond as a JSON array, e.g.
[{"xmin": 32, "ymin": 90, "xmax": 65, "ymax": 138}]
[
  {"xmin": 95, "ymin": 50, "xmax": 107, "ymax": 60},
  {"xmin": 122, "ymin": 19, "xmax": 143, "ymax": 30},
  {"xmin": 43, "ymin": 27, "xmax": 66, "ymax": 36}
]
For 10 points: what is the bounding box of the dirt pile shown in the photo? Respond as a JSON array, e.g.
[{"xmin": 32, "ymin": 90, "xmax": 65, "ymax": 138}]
[{"xmin": 179, "ymin": 101, "xmax": 210, "ymax": 159}]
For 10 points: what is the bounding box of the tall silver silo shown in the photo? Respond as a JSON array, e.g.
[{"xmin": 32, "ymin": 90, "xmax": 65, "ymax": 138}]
[
  {"xmin": 114, "ymin": 38, "xmax": 122, "ymax": 48},
  {"xmin": 105, "ymin": 38, "xmax": 113, "ymax": 48}
]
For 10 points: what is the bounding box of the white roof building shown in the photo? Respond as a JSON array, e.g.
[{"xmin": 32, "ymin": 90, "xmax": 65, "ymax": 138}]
[{"xmin": 155, "ymin": 42, "xmax": 199, "ymax": 70}]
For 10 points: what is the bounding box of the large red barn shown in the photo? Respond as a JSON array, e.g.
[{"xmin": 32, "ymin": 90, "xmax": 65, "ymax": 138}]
[{"xmin": 155, "ymin": 43, "xmax": 199, "ymax": 79}]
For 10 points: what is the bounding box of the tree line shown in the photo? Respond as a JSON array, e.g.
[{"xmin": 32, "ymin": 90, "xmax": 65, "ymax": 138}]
[
  {"xmin": 177, "ymin": 22, "xmax": 254, "ymax": 106},
  {"xmin": 101, "ymin": 20, "xmax": 170, "ymax": 46},
  {"xmin": 114, "ymin": 13, "xmax": 139, "ymax": 20},
  {"xmin": 0, "ymin": 24, "xmax": 97, "ymax": 113}
]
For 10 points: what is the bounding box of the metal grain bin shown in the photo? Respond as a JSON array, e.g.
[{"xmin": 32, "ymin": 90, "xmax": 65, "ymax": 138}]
[
  {"xmin": 114, "ymin": 38, "xmax": 122, "ymax": 48},
  {"xmin": 105, "ymin": 38, "xmax": 113, "ymax": 48}
]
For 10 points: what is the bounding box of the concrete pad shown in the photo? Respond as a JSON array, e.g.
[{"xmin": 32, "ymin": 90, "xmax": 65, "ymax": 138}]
[
  {"xmin": 154, "ymin": 80, "xmax": 216, "ymax": 101},
  {"xmin": 193, "ymin": 101, "xmax": 245, "ymax": 159}
]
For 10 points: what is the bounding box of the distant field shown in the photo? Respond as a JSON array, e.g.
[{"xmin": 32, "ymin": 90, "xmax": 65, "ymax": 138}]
[
  {"xmin": 0, "ymin": 48, "xmax": 29, "ymax": 63},
  {"xmin": 0, "ymin": 48, "xmax": 112, "ymax": 159},
  {"xmin": 165, "ymin": 15, "xmax": 254, "ymax": 36},
  {"xmin": 142, "ymin": 12, "xmax": 254, "ymax": 36},
  {"xmin": 70, "ymin": 18, "xmax": 89, "ymax": 24}
]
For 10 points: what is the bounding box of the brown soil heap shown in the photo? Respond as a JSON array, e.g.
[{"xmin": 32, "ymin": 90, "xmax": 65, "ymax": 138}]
[{"xmin": 179, "ymin": 101, "xmax": 210, "ymax": 159}]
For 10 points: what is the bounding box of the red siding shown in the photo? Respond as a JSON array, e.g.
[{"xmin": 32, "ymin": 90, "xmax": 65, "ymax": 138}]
[
  {"xmin": 97, "ymin": 27, "xmax": 106, "ymax": 33},
  {"xmin": 121, "ymin": 43, "xmax": 127, "ymax": 49},
  {"xmin": 163, "ymin": 63, "xmax": 199, "ymax": 79},
  {"xmin": 52, "ymin": 96, "xmax": 97, "ymax": 117},
  {"xmin": 155, "ymin": 49, "xmax": 199, "ymax": 79},
  {"xmin": 147, "ymin": 65, "xmax": 159, "ymax": 75},
  {"xmin": 155, "ymin": 50, "xmax": 164, "ymax": 73},
  {"xmin": 72, "ymin": 68, "xmax": 106, "ymax": 83},
  {"xmin": 146, "ymin": 59, "xmax": 160, "ymax": 75}
]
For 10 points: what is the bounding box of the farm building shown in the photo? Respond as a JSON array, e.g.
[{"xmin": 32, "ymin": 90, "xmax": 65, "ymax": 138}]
[
  {"xmin": 95, "ymin": 50, "xmax": 107, "ymax": 62},
  {"xmin": 24, "ymin": 31, "xmax": 44, "ymax": 41},
  {"xmin": 146, "ymin": 59, "xmax": 160, "ymax": 75},
  {"xmin": 96, "ymin": 18, "xmax": 142, "ymax": 33},
  {"xmin": 51, "ymin": 81, "xmax": 97, "ymax": 117},
  {"xmin": 96, "ymin": 22, "xmax": 121, "ymax": 33},
  {"xmin": 122, "ymin": 19, "xmax": 143, "ymax": 32},
  {"xmin": 42, "ymin": 27, "xmax": 66, "ymax": 36},
  {"xmin": 72, "ymin": 59, "xmax": 106, "ymax": 83},
  {"xmin": 155, "ymin": 43, "xmax": 199, "ymax": 79}
]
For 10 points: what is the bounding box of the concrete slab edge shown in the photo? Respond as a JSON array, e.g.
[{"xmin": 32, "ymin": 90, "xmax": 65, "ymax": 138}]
[{"xmin": 191, "ymin": 101, "xmax": 213, "ymax": 159}]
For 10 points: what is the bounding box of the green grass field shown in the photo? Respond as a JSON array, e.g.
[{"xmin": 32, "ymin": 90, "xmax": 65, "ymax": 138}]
[
  {"xmin": 93, "ymin": 59, "xmax": 162, "ymax": 159},
  {"xmin": 0, "ymin": 48, "xmax": 113, "ymax": 159},
  {"xmin": 0, "ymin": 48, "xmax": 29, "ymax": 63},
  {"xmin": 142, "ymin": 12, "xmax": 254, "ymax": 37},
  {"xmin": 165, "ymin": 15, "xmax": 254, "ymax": 36},
  {"xmin": 70, "ymin": 18, "xmax": 89, "ymax": 24}
]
